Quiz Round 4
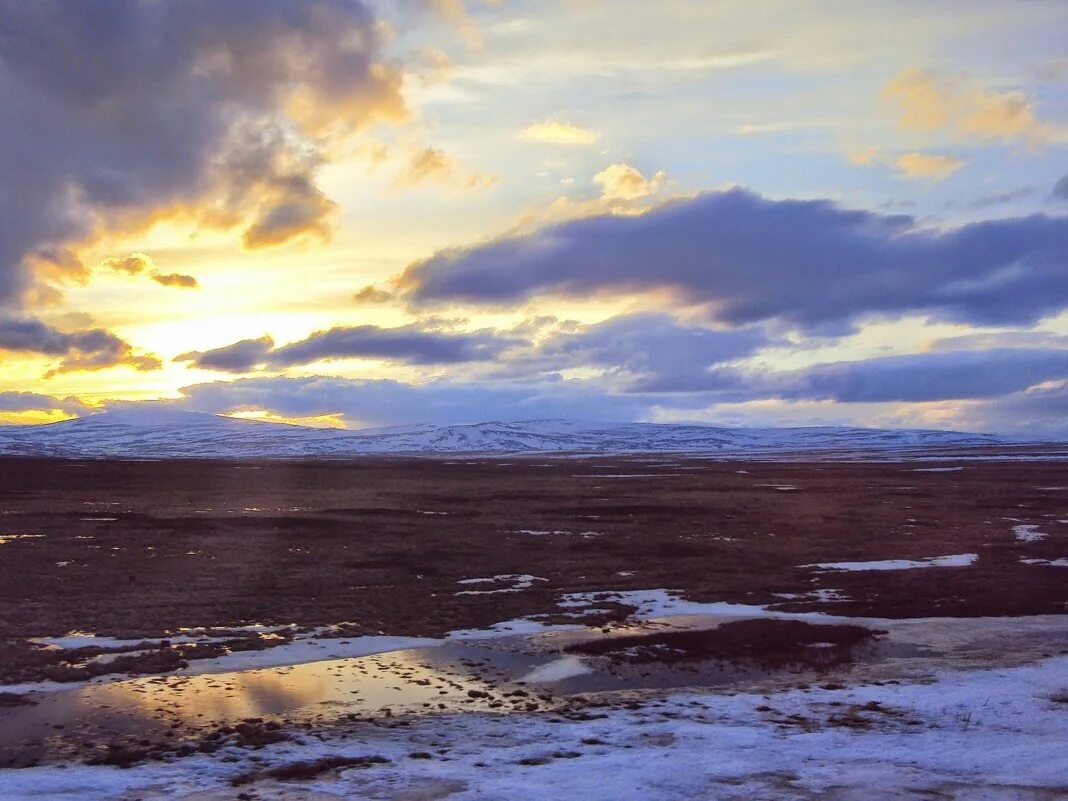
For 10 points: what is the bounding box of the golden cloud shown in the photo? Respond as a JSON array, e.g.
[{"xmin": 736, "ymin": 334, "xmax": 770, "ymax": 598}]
[
  {"xmin": 151, "ymin": 273, "xmax": 199, "ymax": 289},
  {"xmin": 893, "ymin": 151, "xmax": 965, "ymax": 180},
  {"xmin": 594, "ymin": 163, "xmax": 666, "ymax": 201},
  {"xmin": 394, "ymin": 146, "xmax": 497, "ymax": 191},
  {"xmin": 884, "ymin": 69, "xmax": 1052, "ymax": 145},
  {"xmin": 519, "ymin": 120, "xmax": 601, "ymax": 145}
]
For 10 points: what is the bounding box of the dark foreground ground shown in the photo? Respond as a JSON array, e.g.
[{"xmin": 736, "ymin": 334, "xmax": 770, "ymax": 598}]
[
  {"xmin": 1, "ymin": 453, "xmax": 1066, "ymax": 646},
  {"xmin": 2, "ymin": 453, "xmax": 1068, "ymax": 781}
]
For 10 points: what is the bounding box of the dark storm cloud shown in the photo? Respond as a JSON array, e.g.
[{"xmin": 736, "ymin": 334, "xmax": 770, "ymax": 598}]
[
  {"xmin": 401, "ymin": 189, "xmax": 1068, "ymax": 329},
  {"xmin": 0, "ymin": 0, "xmax": 403, "ymax": 304},
  {"xmin": 0, "ymin": 315, "xmax": 161, "ymax": 375}
]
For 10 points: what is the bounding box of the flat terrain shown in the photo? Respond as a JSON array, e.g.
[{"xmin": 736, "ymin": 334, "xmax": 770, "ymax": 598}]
[
  {"xmin": 1, "ymin": 454, "xmax": 1066, "ymax": 643},
  {"xmin": 1, "ymin": 455, "xmax": 1068, "ymax": 797}
]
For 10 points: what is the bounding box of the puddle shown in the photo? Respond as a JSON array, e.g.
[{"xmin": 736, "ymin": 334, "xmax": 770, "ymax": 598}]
[{"xmin": 0, "ymin": 643, "xmax": 542, "ymax": 767}]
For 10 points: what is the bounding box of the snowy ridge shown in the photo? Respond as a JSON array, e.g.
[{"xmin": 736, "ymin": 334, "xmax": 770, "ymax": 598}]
[{"xmin": 0, "ymin": 411, "xmax": 1021, "ymax": 458}]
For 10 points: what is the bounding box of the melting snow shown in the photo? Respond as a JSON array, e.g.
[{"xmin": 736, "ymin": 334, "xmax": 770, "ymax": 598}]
[
  {"xmin": 456, "ymin": 574, "xmax": 548, "ymax": 595},
  {"xmin": 804, "ymin": 553, "xmax": 979, "ymax": 571},
  {"xmin": 518, "ymin": 655, "xmax": 594, "ymax": 683},
  {"xmin": 4, "ymin": 653, "xmax": 1067, "ymax": 801},
  {"xmin": 1021, "ymin": 557, "xmax": 1068, "ymax": 567},
  {"xmin": 574, "ymin": 473, "xmax": 681, "ymax": 478},
  {"xmin": 0, "ymin": 533, "xmax": 44, "ymax": 545},
  {"xmin": 1013, "ymin": 524, "xmax": 1047, "ymax": 543}
]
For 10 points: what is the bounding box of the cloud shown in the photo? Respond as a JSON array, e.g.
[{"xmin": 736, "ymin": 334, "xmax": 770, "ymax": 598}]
[
  {"xmin": 151, "ymin": 272, "xmax": 199, "ymax": 289},
  {"xmin": 394, "ymin": 146, "xmax": 496, "ymax": 190},
  {"xmin": 270, "ymin": 322, "xmax": 523, "ymax": 366},
  {"xmin": 1053, "ymin": 173, "xmax": 1068, "ymax": 201},
  {"xmin": 0, "ymin": 315, "xmax": 161, "ymax": 376},
  {"xmin": 178, "ymin": 322, "xmax": 527, "ymax": 372},
  {"xmin": 172, "ymin": 375, "xmax": 646, "ymax": 427},
  {"xmin": 424, "ymin": 0, "xmax": 483, "ymax": 49},
  {"xmin": 100, "ymin": 253, "xmax": 153, "ymax": 276},
  {"xmin": 892, "ymin": 152, "xmax": 964, "ymax": 180},
  {"xmin": 107, "ymin": 336, "xmax": 1068, "ymax": 435},
  {"xmin": 849, "ymin": 148, "xmax": 964, "ymax": 181},
  {"xmin": 395, "ymin": 147, "xmax": 454, "ymax": 186},
  {"xmin": 956, "ymin": 381, "xmax": 1068, "ymax": 439},
  {"xmin": 153, "ymin": 344, "xmax": 1068, "ymax": 432},
  {"xmin": 593, "ymin": 163, "xmax": 666, "ymax": 201},
  {"xmin": 400, "ymin": 188, "xmax": 1068, "ymax": 329},
  {"xmin": 175, "ymin": 312, "xmax": 770, "ymax": 382},
  {"xmin": 608, "ymin": 337, "xmax": 1068, "ymax": 406},
  {"xmin": 514, "ymin": 313, "xmax": 769, "ymax": 388},
  {"xmin": 0, "ymin": 0, "xmax": 405, "ymax": 304},
  {"xmin": 776, "ymin": 348, "xmax": 1068, "ymax": 403},
  {"xmin": 732, "ymin": 119, "xmax": 837, "ymax": 136},
  {"xmin": 240, "ymin": 173, "xmax": 336, "ymax": 250},
  {"xmin": 883, "ymin": 69, "xmax": 1052, "ymax": 144},
  {"xmin": 519, "ymin": 120, "xmax": 600, "ymax": 145},
  {"xmin": 415, "ymin": 46, "xmax": 454, "ymax": 85},
  {"xmin": 99, "ymin": 252, "xmax": 198, "ymax": 288},
  {"xmin": 353, "ymin": 285, "xmax": 397, "ymax": 304},
  {"xmin": 955, "ymin": 187, "xmax": 1035, "ymax": 210},
  {"xmin": 847, "ymin": 147, "xmax": 881, "ymax": 166},
  {"xmin": 0, "ymin": 391, "xmax": 88, "ymax": 414},
  {"xmin": 176, "ymin": 336, "xmax": 275, "ymax": 373}
]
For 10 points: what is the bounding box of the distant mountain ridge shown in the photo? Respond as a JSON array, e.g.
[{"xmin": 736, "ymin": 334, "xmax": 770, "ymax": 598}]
[{"xmin": 0, "ymin": 411, "xmax": 1020, "ymax": 458}]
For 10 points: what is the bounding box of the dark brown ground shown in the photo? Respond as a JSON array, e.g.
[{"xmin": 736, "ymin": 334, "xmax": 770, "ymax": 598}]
[{"xmin": 0, "ymin": 454, "xmax": 1066, "ymax": 647}]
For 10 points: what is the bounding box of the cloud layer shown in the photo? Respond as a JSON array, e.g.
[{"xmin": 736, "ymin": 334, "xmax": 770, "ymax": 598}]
[
  {"xmin": 0, "ymin": 0, "xmax": 403, "ymax": 304},
  {"xmin": 401, "ymin": 189, "xmax": 1068, "ymax": 329},
  {"xmin": 0, "ymin": 315, "xmax": 160, "ymax": 376}
]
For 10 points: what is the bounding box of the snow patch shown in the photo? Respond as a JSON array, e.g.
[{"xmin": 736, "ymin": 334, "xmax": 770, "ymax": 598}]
[
  {"xmin": 804, "ymin": 553, "xmax": 978, "ymax": 572},
  {"xmin": 456, "ymin": 575, "xmax": 547, "ymax": 595},
  {"xmin": 518, "ymin": 655, "xmax": 594, "ymax": 683},
  {"xmin": 1013, "ymin": 524, "xmax": 1048, "ymax": 543}
]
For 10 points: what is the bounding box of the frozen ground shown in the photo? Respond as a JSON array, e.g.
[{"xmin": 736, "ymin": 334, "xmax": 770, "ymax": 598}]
[{"xmin": 2, "ymin": 652, "xmax": 1066, "ymax": 801}]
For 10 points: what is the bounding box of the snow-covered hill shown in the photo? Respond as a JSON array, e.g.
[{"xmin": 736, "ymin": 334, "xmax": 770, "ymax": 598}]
[{"xmin": 0, "ymin": 411, "xmax": 1018, "ymax": 458}]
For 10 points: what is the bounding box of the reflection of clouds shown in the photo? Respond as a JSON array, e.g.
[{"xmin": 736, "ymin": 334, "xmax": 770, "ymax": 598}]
[
  {"xmin": 4, "ymin": 643, "xmax": 542, "ymax": 760},
  {"xmin": 76, "ymin": 667, "xmax": 330, "ymax": 725},
  {"xmin": 60, "ymin": 650, "xmax": 456, "ymax": 727}
]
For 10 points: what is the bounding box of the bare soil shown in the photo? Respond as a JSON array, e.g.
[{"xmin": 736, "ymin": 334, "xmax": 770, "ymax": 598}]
[
  {"xmin": 0, "ymin": 454, "xmax": 1066, "ymax": 657},
  {"xmin": 565, "ymin": 619, "xmax": 882, "ymax": 667}
]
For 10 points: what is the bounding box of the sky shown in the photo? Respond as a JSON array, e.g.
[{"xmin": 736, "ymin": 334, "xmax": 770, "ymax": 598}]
[{"xmin": 1, "ymin": 0, "xmax": 1067, "ymax": 436}]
